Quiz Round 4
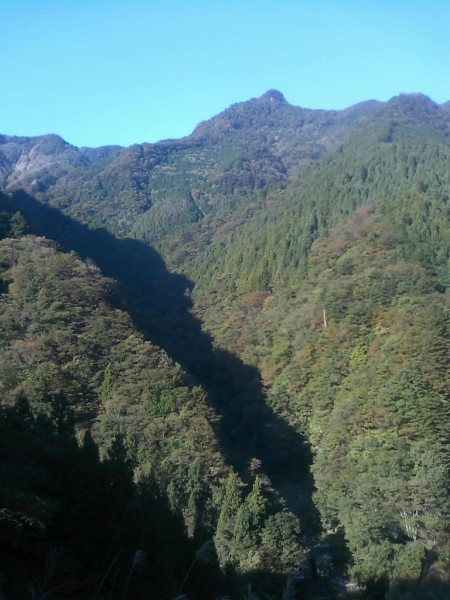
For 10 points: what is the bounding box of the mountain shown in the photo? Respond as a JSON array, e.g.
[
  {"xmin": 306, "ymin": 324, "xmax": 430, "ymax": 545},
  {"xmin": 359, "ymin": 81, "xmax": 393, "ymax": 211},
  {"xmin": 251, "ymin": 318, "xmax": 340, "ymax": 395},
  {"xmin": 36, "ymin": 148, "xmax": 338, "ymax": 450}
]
[
  {"xmin": 183, "ymin": 92, "xmax": 450, "ymax": 596},
  {"xmin": 0, "ymin": 91, "xmax": 449, "ymax": 598},
  {"xmin": 0, "ymin": 91, "xmax": 380, "ymax": 238},
  {"xmin": 187, "ymin": 94, "xmax": 450, "ymax": 294}
]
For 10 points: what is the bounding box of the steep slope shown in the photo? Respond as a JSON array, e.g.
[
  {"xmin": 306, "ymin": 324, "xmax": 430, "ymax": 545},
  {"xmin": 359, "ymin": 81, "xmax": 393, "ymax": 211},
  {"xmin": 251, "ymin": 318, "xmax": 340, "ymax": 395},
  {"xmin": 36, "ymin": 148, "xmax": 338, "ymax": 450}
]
[
  {"xmin": 185, "ymin": 94, "xmax": 450, "ymax": 596},
  {"xmin": 0, "ymin": 214, "xmax": 229, "ymax": 526},
  {"xmin": 196, "ymin": 207, "xmax": 449, "ymax": 589},
  {"xmin": 0, "ymin": 209, "xmax": 225, "ymax": 598},
  {"xmin": 187, "ymin": 94, "xmax": 450, "ymax": 294},
  {"xmin": 0, "ymin": 201, "xmax": 308, "ymax": 598}
]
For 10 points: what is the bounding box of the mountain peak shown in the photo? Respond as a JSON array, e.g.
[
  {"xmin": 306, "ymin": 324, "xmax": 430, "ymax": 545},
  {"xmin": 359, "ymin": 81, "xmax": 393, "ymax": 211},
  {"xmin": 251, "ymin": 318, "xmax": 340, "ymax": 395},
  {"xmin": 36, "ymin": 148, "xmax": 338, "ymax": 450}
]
[
  {"xmin": 386, "ymin": 93, "xmax": 438, "ymax": 114},
  {"xmin": 259, "ymin": 89, "xmax": 287, "ymax": 104}
]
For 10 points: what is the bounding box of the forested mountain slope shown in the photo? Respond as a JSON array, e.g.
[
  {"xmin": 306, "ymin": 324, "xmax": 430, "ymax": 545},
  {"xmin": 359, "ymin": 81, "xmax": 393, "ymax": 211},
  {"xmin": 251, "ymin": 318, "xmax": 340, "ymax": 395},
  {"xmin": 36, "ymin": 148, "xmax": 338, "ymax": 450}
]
[
  {"xmin": 187, "ymin": 93, "xmax": 450, "ymax": 292},
  {"xmin": 195, "ymin": 206, "xmax": 449, "ymax": 591},
  {"xmin": 0, "ymin": 199, "xmax": 307, "ymax": 598},
  {"xmin": 186, "ymin": 93, "xmax": 450, "ymax": 596},
  {"xmin": 0, "ymin": 205, "xmax": 227, "ymax": 597},
  {"xmin": 1, "ymin": 92, "xmax": 449, "ymax": 599},
  {"xmin": 0, "ymin": 91, "xmax": 379, "ymax": 240}
]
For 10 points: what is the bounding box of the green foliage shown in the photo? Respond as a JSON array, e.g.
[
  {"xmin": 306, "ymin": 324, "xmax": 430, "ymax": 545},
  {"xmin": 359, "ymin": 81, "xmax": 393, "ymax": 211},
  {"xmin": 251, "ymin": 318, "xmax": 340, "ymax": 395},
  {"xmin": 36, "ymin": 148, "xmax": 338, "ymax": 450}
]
[
  {"xmin": 0, "ymin": 230, "xmax": 305, "ymax": 596},
  {"xmin": 214, "ymin": 472, "xmax": 305, "ymax": 576},
  {"xmin": 0, "ymin": 397, "xmax": 205, "ymax": 599},
  {"xmin": 192, "ymin": 202, "xmax": 449, "ymax": 591},
  {"xmin": 2, "ymin": 92, "xmax": 450, "ymax": 597},
  {"xmin": 0, "ymin": 193, "xmax": 29, "ymax": 241}
]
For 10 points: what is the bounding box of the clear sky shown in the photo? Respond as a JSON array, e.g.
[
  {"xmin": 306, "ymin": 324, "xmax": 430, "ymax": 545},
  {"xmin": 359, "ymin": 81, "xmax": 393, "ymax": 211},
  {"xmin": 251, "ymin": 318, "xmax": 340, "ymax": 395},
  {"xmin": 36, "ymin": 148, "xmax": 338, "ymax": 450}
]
[{"xmin": 1, "ymin": 0, "xmax": 449, "ymax": 148}]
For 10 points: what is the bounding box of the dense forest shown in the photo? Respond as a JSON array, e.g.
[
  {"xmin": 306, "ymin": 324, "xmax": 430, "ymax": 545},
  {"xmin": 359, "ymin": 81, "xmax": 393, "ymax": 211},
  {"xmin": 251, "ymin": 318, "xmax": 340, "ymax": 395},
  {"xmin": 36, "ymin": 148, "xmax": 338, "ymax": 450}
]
[{"xmin": 0, "ymin": 91, "xmax": 449, "ymax": 599}]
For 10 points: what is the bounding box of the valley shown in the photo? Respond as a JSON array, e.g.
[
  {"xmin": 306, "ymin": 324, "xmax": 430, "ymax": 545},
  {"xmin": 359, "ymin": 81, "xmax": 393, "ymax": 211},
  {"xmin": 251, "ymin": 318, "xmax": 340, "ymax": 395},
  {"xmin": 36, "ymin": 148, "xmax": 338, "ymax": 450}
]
[{"xmin": 0, "ymin": 91, "xmax": 449, "ymax": 599}]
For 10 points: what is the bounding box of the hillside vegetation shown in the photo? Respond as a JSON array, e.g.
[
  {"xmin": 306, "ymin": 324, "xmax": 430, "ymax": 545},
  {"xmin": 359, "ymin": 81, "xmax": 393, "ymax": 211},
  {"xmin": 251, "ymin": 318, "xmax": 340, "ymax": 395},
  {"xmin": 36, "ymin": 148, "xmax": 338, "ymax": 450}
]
[{"xmin": 0, "ymin": 92, "xmax": 449, "ymax": 599}]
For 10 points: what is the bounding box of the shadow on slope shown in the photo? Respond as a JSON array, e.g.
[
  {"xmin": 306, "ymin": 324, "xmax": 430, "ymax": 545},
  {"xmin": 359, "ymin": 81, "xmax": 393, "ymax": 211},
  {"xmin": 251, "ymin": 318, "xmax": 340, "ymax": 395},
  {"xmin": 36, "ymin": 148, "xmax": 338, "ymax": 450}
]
[
  {"xmin": 0, "ymin": 397, "xmax": 222, "ymax": 600},
  {"xmin": 4, "ymin": 190, "xmax": 320, "ymax": 533}
]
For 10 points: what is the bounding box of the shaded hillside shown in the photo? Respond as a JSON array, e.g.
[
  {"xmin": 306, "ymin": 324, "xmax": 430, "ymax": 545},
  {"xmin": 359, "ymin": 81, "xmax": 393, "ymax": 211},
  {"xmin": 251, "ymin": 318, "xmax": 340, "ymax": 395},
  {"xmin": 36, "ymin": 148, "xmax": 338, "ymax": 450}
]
[
  {"xmin": 0, "ymin": 207, "xmax": 228, "ymax": 598},
  {"xmin": 0, "ymin": 398, "xmax": 210, "ymax": 600},
  {"xmin": 0, "ymin": 203, "xmax": 229, "ymax": 527},
  {"xmin": 0, "ymin": 197, "xmax": 312, "ymax": 597}
]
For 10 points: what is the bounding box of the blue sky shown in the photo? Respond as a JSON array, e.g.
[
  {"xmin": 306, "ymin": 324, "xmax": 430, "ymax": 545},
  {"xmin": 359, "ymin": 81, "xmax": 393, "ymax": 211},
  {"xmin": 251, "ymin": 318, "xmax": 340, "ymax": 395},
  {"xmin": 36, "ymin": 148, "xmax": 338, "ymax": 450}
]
[{"xmin": 1, "ymin": 0, "xmax": 449, "ymax": 147}]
